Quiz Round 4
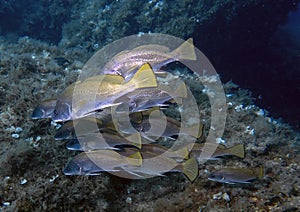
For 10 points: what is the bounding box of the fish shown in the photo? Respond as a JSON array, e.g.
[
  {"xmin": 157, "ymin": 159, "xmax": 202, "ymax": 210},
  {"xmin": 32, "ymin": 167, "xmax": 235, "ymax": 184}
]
[
  {"xmin": 114, "ymin": 77, "xmax": 188, "ymax": 113},
  {"xmin": 101, "ymin": 38, "xmax": 196, "ymax": 80},
  {"xmin": 142, "ymin": 113, "xmax": 203, "ymax": 140},
  {"xmin": 54, "ymin": 117, "xmax": 102, "ymax": 140},
  {"xmin": 207, "ymin": 167, "xmax": 264, "ymax": 184},
  {"xmin": 121, "ymin": 147, "xmax": 199, "ymax": 182},
  {"xmin": 63, "ymin": 149, "xmax": 143, "ymax": 176},
  {"xmin": 31, "ymin": 98, "xmax": 57, "ymax": 119},
  {"xmin": 66, "ymin": 132, "xmax": 143, "ymax": 150},
  {"xmin": 52, "ymin": 63, "xmax": 158, "ymax": 122},
  {"xmin": 140, "ymin": 144, "xmax": 190, "ymax": 160},
  {"xmin": 54, "ymin": 115, "xmax": 115, "ymax": 140},
  {"xmin": 189, "ymin": 143, "xmax": 245, "ymax": 161},
  {"xmin": 64, "ymin": 146, "xmax": 199, "ymax": 182},
  {"xmin": 117, "ymin": 109, "xmax": 203, "ymax": 140}
]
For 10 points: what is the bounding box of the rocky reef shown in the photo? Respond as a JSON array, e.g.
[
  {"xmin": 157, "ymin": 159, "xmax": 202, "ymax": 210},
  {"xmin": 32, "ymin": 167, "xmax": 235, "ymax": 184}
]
[{"xmin": 0, "ymin": 0, "xmax": 299, "ymax": 211}]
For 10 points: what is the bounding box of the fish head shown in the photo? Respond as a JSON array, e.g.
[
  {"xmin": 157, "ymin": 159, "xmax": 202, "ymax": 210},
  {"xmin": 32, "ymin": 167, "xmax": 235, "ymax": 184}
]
[
  {"xmin": 52, "ymin": 100, "xmax": 72, "ymax": 122},
  {"xmin": 207, "ymin": 172, "xmax": 234, "ymax": 184},
  {"xmin": 64, "ymin": 156, "xmax": 102, "ymax": 175},
  {"xmin": 31, "ymin": 105, "xmax": 49, "ymax": 119},
  {"xmin": 66, "ymin": 139, "xmax": 82, "ymax": 151},
  {"xmin": 31, "ymin": 99, "xmax": 57, "ymax": 119},
  {"xmin": 63, "ymin": 160, "xmax": 82, "ymax": 175},
  {"xmin": 54, "ymin": 127, "xmax": 74, "ymax": 140}
]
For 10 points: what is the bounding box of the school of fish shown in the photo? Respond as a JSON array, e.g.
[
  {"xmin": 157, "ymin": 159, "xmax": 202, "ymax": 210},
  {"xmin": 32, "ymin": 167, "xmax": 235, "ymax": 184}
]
[{"xmin": 32, "ymin": 38, "xmax": 263, "ymax": 184}]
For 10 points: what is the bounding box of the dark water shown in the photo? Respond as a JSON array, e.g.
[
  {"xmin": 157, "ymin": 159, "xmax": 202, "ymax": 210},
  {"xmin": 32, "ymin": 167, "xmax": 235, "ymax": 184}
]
[
  {"xmin": 194, "ymin": 2, "xmax": 300, "ymax": 131},
  {"xmin": 0, "ymin": 0, "xmax": 70, "ymax": 43}
]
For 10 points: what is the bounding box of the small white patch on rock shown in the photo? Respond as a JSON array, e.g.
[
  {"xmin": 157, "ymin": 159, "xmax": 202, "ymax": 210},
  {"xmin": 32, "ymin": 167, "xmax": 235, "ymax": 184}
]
[
  {"xmin": 222, "ymin": 192, "xmax": 230, "ymax": 202},
  {"xmin": 20, "ymin": 179, "xmax": 27, "ymax": 185},
  {"xmin": 213, "ymin": 191, "xmax": 223, "ymax": 200},
  {"xmin": 126, "ymin": 197, "xmax": 132, "ymax": 204}
]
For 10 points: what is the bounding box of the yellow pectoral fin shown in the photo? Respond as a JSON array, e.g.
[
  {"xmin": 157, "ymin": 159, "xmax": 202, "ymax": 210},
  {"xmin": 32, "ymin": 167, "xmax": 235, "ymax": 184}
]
[
  {"xmin": 128, "ymin": 63, "xmax": 157, "ymax": 89},
  {"xmin": 127, "ymin": 151, "xmax": 143, "ymax": 166}
]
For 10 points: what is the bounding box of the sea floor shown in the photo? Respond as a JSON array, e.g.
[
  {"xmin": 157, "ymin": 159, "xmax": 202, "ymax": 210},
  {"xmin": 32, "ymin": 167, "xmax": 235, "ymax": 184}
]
[{"xmin": 0, "ymin": 37, "xmax": 299, "ymax": 211}]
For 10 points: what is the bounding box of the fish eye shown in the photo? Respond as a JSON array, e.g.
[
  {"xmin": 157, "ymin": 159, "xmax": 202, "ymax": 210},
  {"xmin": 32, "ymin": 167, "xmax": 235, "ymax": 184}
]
[{"xmin": 53, "ymin": 109, "xmax": 58, "ymax": 116}]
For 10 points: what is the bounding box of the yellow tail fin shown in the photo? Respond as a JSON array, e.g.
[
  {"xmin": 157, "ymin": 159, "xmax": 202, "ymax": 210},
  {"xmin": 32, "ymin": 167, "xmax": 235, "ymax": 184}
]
[
  {"xmin": 228, "ymin": 143, "xmax": 245, "ymax": 159},
  {"xmin": 171, "ymin": 38, "xmax": 197, "ymax": 61},
  {"xmin": 256, "ymin": 166, "xmax": 264, "ymax": 179},
  {"xmin": 182, "ymin": 157, "xmax": 199, "ymax": 182}
]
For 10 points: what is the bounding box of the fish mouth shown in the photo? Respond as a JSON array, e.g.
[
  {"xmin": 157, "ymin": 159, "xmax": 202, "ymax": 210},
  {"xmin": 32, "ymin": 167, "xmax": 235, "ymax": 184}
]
[
  {"xmin": 63, "ymin": 161, "xmax": 81, "ymax": 175},
  {"xmin": 31, "ymin": 106, "xmax": 46, "ymax": 119},
  {"xmin": 66, "ymin": 139, "xmax": 82, "ymax": 151}
]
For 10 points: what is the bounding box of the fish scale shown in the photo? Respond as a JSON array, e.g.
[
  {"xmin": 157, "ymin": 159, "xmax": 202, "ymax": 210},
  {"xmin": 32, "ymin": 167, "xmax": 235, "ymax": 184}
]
[{"xmin": 30, "ymin": 37, "xmax": 246, "ymax": 184}]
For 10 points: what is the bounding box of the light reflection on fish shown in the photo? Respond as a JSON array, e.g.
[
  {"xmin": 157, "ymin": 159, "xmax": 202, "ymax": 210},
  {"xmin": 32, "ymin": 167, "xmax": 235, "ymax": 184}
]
[
  {"xmin": 189, "ymin": 143, "xmax": 245, "ymax": 161},
  {"xmin": 66, "ymin": 132, "xmax": 143, "ymax": 150},
  {"xmin": 119, "ymin": 147, "xmax": 199, "ymax": 182},
  {"xmin": 117, "ymin": 109, "xmax": 203, "ymax": 140},
  {"xmin": 52, "ymin": 63, "xmax": 157, "ymax": 122},
  {"xmin": 115, "ymin": 77, "xmax": 188, "ymax": 113},
  {"xmin": 54, "ymin": 115, "xmax": 114, "ymax": 140},
  {"xmin": 63, "ymin": 149, "xmax": 143, "ymax": 176},
  {"xmin": 64, "ymin": 146, "xmax": 199, "ymax": 182},
  {"xmin": 101, "ymin": 38, "xmax": 196, "ymax": 80},
  {"xmin": 208, "ymin": 167, "xmax": 264, "ymax": 184}
]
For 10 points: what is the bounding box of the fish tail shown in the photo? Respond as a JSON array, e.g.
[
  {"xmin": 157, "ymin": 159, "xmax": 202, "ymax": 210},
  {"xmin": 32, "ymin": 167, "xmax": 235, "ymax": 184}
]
[
  {"xmin": 257, "ymin": 166, "xmax": 264, "ymax": 179},
  {"xmin": 181, "ymin": 157, "xmax": 199, "ymax": 182},
  {"xmin": 127, "ymin": 63, "xmax": 157, "ymax": 89},
  {"xmin": 171, "ymin": 38, "xmax": 197, "ymax": 61},
  {"xmin": 228, "ymin": 143, "xmax": 245, "ymax": 159}
]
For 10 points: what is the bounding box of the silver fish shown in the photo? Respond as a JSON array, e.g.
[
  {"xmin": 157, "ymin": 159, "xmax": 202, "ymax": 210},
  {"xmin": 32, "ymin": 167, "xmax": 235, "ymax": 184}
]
[
  {"xmin": 118, "ymin": 109, "xmax": 203, "ymax": 140},
  {"xmin": 101, "ymin": 38, "xmax": 196, "ymax": 80},
  {"xmin": 66, "ymin": 132, "xmax": 142, "ymax": 151},
  {"xmin": 63, "ymin": 149, "xmax": 143, "ymax": 176},
  {"xmin": 189, "ymin": 143, "xmax": 245, "ymax": 161},
  {"xmin": 64, "ymin": 147, "xmax": 198, "ymax": 182},
  {"xmin": 31, "ymin": 98, "xmax": 57, "ymax": 119},
  {"xmin": 54, "ymin": 115, "xmax": 115, "ymax": 140},
  {"xmin": 115, "ymin": 77, "xmax": 188, "ymax": 113},
  {"xmin": 208, "ymin": 167, "xmax": 264, "ymax": 184},
  {"xmin": 121, "ymin": 148, "xmax": 199, "ymax": 182},
  {"xmin": 52, "ymin": 63, "xmax": 157, "ymax": 122}
]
